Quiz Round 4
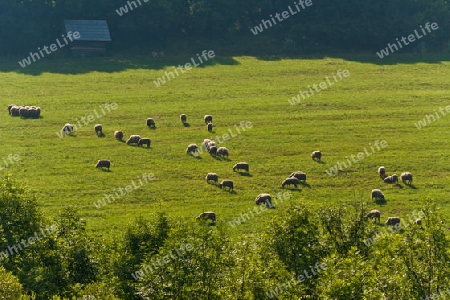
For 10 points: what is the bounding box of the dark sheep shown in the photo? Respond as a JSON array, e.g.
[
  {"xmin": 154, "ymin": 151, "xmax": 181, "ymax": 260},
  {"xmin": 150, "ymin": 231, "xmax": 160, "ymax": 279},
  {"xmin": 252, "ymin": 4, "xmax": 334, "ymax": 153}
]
[
  {"xmin": 19, "ymin": 107, "xmax": 29, "ymax": 118},
  {"xmin": 196, "ymin": 212, "xmax": 216, "ymax": 222},
  {"xmin": 311, "ymin": 150, "xmax": 322, "ymax": 161},
  {"xmin": 205, "ymin": 173, "xmax": 219, "ymax": 184},
  {"xmin": 186, "ymin": 143, "xmax": 199, "ymax": 154},
  {"xmin": 7, "ymin": 104, "xmax": 15, "ymax": 115},
  {"xmin": 146, "ymin": 118, "xmax": 156, "ymax": 128},
  {"xmin": 204, "ymin": 115, "xmax": 213, "ymax": 124},
  {"xmin": 384, "ymin": 174, "xmax": 398, "ymax": 184},
  {"xmin": 290, "ymin": 171, "xmax": 306, "ymax": 181},
  {"xmin": 95, "ymin": 159, "xmax": 110, "ymax": 170},
  {"xmin": 180, "ymin": 114, "xmax": 187, "ymax": 123},
  {"xmin": 10, "ymin": 106, "xmax": 20, "ymax": 116},
  {"xmin": 62, "ymin": 123, "xmax": 74, "ymax": 135},
  {"xmin": 400, "ymin": 172, "xmax": 413, "ymax": 185},
  {"xmin": 137, "ymin": 138, "xmax": 151, "ymax": 147},
  {"xmin": 208, "ymin": 146, "xmax": 217, "ymax": 156},
  {"xmin": 94, "ymin": 124, "xmax": 103, "ymax": 136},
  {"xmin": 371, "ymin": 189, "xmax": 384, "ymax": 201},
  {"xmin": 219, "ymin": 180, "xmax": 234, "ymax": 191},
  {"xmin": 233, "ymin": 162, "xmax": 249, "ymax": 172},
  {"xmin": 126, "ymin": 135, "xmax": 141, "ymax": 145},
  {"xmin": 385, "ymin": 217, "xmax": 401, "ymax": 227},
  {"xmin": 114, "ymin": 130, "xmax": 124, "ymax": 140},
  {"xmin": 378, "ymin": 166, "xmax": 386, "ymax": 179},
  {"xmin": 217, "ymin": 147, "xmax": 229, "ymax": 158},
  {"xmin": 365, "ymin": 209, "xmax": 381, "ymax": 223},
  {"xmin": 255, "ymin": 193, "xmax": 274, "ymax": 208},
  {"xmin": 207, "ymin": 123, "xmax": 213, "ymax": 132},
  {"xmin": 282, "ymin": 177, "xmax": 300, "ymax": 188},
  {"xmin": 414, "ymin": 218, "xmax": 422, "ymax": 226}
]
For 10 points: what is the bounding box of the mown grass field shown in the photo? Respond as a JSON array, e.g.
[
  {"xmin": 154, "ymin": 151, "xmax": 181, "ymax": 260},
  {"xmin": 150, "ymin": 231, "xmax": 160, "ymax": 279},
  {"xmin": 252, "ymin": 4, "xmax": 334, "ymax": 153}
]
[{"xmin": 1, "ymin": 53, "xmax": 449, "ymax": 238}]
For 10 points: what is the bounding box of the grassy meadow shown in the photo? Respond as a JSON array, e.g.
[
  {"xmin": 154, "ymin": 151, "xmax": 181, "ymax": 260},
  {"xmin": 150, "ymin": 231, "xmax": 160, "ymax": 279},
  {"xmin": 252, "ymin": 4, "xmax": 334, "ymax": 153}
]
[{"xmin": 1, "ymin": 53, "xmax": 449, "ymax": 238}]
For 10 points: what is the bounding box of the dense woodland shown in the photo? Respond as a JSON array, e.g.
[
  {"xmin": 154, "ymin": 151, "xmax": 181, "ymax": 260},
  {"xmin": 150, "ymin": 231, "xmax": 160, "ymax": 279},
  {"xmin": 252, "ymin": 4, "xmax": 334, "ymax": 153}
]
[
  {"xmin": 0, "ymin": 174, "xmax": 449, "ymax": 299},
  {"xmin": 0, "ymin": 0, "xmax": 449, "ymax": 56}
]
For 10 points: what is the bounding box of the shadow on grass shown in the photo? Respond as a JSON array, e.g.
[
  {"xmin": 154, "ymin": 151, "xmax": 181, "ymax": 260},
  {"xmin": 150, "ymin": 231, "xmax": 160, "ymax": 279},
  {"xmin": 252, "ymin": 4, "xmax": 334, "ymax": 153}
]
[
  {"xmin": 300, "ymin": 182, "xmax": 311, "ymax": 188},
  {"xmin": 406, "ymin": 184, "xmax": 417, "ymax": 189},
  {"xmin": 374, "ymin": 199, "xmax": 387, "ymax": 205},
  {"xmin": 237, "ymin": 172, "xmax": 252, "ymax": 177},
  {"xmin": 183, "ymin": 123, "xmax": 190, "ymax": 127}
]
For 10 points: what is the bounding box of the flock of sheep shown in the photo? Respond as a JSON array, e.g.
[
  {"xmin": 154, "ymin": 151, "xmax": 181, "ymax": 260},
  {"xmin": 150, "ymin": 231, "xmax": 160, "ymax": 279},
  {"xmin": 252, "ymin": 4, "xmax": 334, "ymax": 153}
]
[
  {"xmin": 369, "ymin": 167, "xmax": 418, "ymax": 227},
  {"xmin": 8, "ymin": 104, "xmax": 41, "ymax": 118}
]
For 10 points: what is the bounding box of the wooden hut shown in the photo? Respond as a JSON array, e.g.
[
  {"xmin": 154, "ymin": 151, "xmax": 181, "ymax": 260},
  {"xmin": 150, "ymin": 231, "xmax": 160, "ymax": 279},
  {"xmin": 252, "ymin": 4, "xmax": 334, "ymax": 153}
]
[{"xmin": 63, "ymin": 20, "xmax": 112, "ymax": 57}]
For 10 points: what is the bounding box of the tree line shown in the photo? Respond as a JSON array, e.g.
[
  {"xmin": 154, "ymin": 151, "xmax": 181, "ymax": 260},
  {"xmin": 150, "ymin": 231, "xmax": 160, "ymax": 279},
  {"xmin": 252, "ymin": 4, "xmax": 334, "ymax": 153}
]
[
  {"xmin": 1, "ymin": 174, "xmax": 449, "ymax": 299},
  {"xmin": 0, "ymin": 0, "xmax": 449, "ymax": 57}
]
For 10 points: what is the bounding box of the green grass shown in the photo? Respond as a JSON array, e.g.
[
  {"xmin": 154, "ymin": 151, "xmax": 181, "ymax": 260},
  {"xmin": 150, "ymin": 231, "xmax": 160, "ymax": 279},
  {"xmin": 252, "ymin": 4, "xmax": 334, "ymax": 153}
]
[{"xmin": 1, "ymin": 53, "xmax": 449, "ymax": 237}]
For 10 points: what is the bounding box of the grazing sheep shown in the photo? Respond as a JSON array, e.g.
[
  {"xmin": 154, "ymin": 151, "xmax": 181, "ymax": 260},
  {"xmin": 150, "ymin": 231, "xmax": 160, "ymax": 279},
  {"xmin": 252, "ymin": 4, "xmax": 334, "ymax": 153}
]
[
  {"xmin": 400, "ymin": 172, "xmax": 413, "ymax": 184},
  {"xmin": 290, "ymin": 171, "xmax": 306, "ymax": 181},
  {"xmin": 205, "ymin": 173, "xmax": 219, "ymax": 184},
  {"xmin": 7, "ymin": 104, "xmax": 15, "ymax": 115},
  {"xmin": 10, "ymin": 106, "xmax": 20, "ymax": 116},
  {"xmin": 233, "ymin": 162, "xmax": 249, "ymax": 172},
  {"xmin": 385, "ymin": 217, "xmax": 401, "ymax": 227},
  {"xmin": 204, "ymin": 115, "xmax": 213, "ymax": 124},
  {"xmin": 414, "ymin": 218, "xmax": 422, "ymax": 226},
  {"xmin": 282, "ymin": 177, "xmax": 300, "ymax": 188},
  {"xmin": 371, "ymin": 189, "xmax": 385, "ymax": 201},
  {"xmin": 384, "ymin": 174, "xmax": 398, "ymax": 184},
  {"xmin": 186, "ymin": 143, "xmax": 199, "ymax": 154},
  {"xmin": 28, "ymin": 107, "xmax": 39, "ymax": 118},
  {"xmin": 217, "ymin": 147, "xmax": 229, "ymax": 158},
  {"xmin": 137, "ymin": 138, "xmax": 151, "ymax": 148},
  {"xmin": 378, "ymin": 166, "xmax": 386, "ymax": 179},
  {"xmin": 255, "ymin": 193, "xmax": 274, "ymax": 208},
  {"xmin": 62, "ymin": 123, "xmax": 74, "ymax": 135},
  {"xmin": 114, "ymin": 130, "xmax": 124, "ymax": 140},
  {"xmin": 94, "ymin": 124, "xmax": 103, "ymax": 136},
  {"xmin": 207, "ymin": 141, "xmax": 217, "ymax": 150},
  {"xmin": 311, "ymin": 150, "xmax": 322, "ymax": 161},
  {"xmin": 207, "ymin": 123, "xmax": 213, "ymax": 132},
  {"xmin": 219, "ymin": 180, "xmax": 234, "ymax": 191},
  {"xmin": 196, "ymin": 212, "xmax": 216, "ymax": 222},
  {"xmin": 203, "ymin": 139, "xmax": 212, "ymax": 149},
  {"xmin": 95, "ymin": 159, "xmax": 110, "ymax": 170},
  {"xmin": 208, "ymin": 146, "xmax": 217, "ymax": 156},
  {"xmin": 19, "ymin": 107, "xmax": 29, "ymax": 118},
  {"xmin": 126, "ymin": 135, "xmax": 141, "ymax": 145},
  {"xmin": 365, "ymin": 209, "xmax": 381, "ymax": 223},
  {"xmin": 146, "ymin": 118, "xmax": 156, "ymax": 128},
  {"xmin": 180, "ymin": 114, "xmax": 187, "ymax": 123}
]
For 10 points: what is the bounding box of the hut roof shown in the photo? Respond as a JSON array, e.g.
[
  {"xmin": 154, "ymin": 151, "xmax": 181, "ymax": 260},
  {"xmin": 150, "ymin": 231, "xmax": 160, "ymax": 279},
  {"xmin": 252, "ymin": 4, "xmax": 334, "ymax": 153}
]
[{"xmin": 63, "ymin": 20, "xmax": 112, "ymax": 42}]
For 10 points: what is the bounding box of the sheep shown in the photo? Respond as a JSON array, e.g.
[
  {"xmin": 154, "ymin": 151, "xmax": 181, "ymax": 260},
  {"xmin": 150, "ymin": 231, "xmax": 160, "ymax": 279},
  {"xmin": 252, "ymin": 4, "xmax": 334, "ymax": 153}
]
[
  {"xmin": 365, "ymin": 209, "xmax": 381, "ymax": 223},
  {"xmin": 146, "ymin": 118, "xmax": 156, "ymax": 128},
  {"xmin": 7, "ymin": 104, "xmax": 15, "ymax": 115},
  {"xmin": 203, "ymin": 139, "xmax": 212, "ymax": 149},
  {"xmin": 400, "ymin": 172, "xmax": 413, "ymax": 185},
  {"xmin": 371, "ymin": 189, "xmax": 384, "ymax": 201},
  {"xmin": 28, "ymin": 107, "xmax": 39, "ymax": 118},
  {"xmin": 208, "ymin": 146, "xmax": 217, "ymax": 156},
  {"xmin": 207, "ymin": 123, "xmax": 213, "ymax": 132},
  {"xmin": 95, "ymin": 159, "xmax": 110, "ymax": 170},
  {"xmin": 137, "ymin": 138, "xmax": 151, "ymax": 148},
  {"xmin": 219, "ymin": 180, "xmax": 234, "ymax": 191},
  {"xmin": 126, "ymin": 135, "xmax": 141, "ymax": 145},
  {"xmin": 114, "ymin": 130, "xmax": 124, "ymax": 140},
  {"xmin": 289, "ymin": 171, "xmax": 306, "ymax": 181},
  {"xmin": 207, "ymin": 141, "xmax": 217, "ymax": 150},
  {"xmin": 255, "ymin": 193, "xmax": 274, "ymax": 208},
  {"xmin": 414, "ymin": 218, "xmax": 422, "ymax": 226},
  {"xmin": 385, "ymin": 217, "xmax": 401, "ymax": 227},
  {"xmin": 180, "ymin": 114, "xmax": 187, "ymax": 123},
  {"xmin": 233, "ymin": 162, "xmax": 249, "ymax": 172},
  {"xmin": 384, "ymin": 174, "xmax": 398, "ymax": 184},
  {"xmin": 282, "ymin": 177, "xmax": 300, "ymax": 188},
  {"xmin": 94, "ymin": 124, "xmax": 103, "ymax": 136},
  {"xmin": 19, "ymin": 107, "xmax": 29, "ymax": 118},
  {"xmin": 311, "ymin": 150, "xmax": 322, "ymax": 161},
  {"xmin": 196, "ymin": 212, "xmax": 216, "ymax": 222},
  {"xmin": 186, "ymin": 143, "xmax": 199, "ymax": 154},
  {"xmin": 62, "ymin": 123, "xmax": 74, "ymax": 135},
  {"xmin": 204, "ymin": 115, "xmax": 213, "ymax": 124},
  {"xmin": 10, "ymin": 106, "xmax": 20, "ymax": 116},
  {"xmin": 378, "ymin": 166, "xmax": 386, "ymax": 179},
  {"xmin": 205, "ymin": 173, "xmax": 219, "ymax": 184},
  {"xmin": 217, "ymin": 147, "xmax": 229, "ymax": 158}
]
